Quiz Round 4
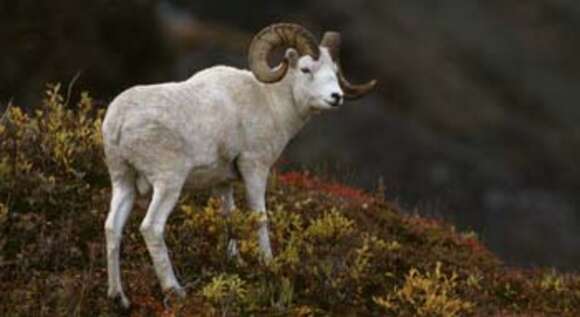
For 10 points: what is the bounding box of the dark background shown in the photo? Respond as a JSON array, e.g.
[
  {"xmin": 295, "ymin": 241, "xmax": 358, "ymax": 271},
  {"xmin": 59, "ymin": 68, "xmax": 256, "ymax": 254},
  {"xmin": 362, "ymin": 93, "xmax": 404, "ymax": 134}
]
[{"xmin": 2, "ymin": 0, "xmax": 579, "ymax": 270}]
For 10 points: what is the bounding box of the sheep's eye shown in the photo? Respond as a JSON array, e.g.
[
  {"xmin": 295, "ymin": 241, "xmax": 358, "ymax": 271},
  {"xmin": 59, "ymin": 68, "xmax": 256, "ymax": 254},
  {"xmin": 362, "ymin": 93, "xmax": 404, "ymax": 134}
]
[{"xmin": 300, "ymin": 67, "xmax": 311, "ymax": 74}]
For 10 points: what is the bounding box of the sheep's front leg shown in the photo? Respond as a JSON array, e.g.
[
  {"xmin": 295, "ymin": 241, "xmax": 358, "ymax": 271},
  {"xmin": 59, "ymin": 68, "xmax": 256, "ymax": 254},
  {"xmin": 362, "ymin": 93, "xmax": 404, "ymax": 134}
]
[{"xmin": 237, "ymin": 160, "xmax": 273, "ymax": 261}]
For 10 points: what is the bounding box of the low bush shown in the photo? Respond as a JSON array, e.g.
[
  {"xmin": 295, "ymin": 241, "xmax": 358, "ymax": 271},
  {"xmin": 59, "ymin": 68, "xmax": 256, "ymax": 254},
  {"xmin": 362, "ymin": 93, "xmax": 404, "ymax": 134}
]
[{"xmin": 0, "ymin": 86, "xmax": 579, "ymax": 316}]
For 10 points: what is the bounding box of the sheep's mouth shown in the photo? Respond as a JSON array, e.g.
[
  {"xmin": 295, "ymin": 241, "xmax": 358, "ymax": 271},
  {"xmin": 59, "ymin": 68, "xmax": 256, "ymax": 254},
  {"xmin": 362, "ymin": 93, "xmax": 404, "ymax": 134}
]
[{"xmin": 325, "ymin": 99, "xmax": 341, "ymax": 108}]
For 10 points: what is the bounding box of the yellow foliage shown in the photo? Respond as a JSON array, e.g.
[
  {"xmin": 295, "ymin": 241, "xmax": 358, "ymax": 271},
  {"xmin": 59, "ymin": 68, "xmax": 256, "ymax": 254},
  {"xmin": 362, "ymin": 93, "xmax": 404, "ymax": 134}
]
[
  {"xmin": 466, "ymin": 271, "xmax": 484, "ymax": 291},
  {"xmin": 182, "ymin": 200, "xmax": 224, "ymax": 235},
  {"xmin": 304, "ymin": 208, "xmax": 354, "ymax": 241},
  {"xmin": 0, "ymin": 83, "xmax": 107, "ymax": 218},
  {"xmin": 374, "ymin": 262, "xmax": 473, "ymax": 317},
  {"xmin": 540, "ymin": 269, "xmax": 567, "ymax": 293},
  {"xmin": 39, "ymin": 85, "xmax": 104, "ymax": 172},
  {"xmin": 1, "ymin": 85, "xmax": 579, "ymax": 317},
  {"xmin": 200, "ymin": 274, "xmax": 248, "ymax": 315},
  {"xmin": 269, "ymin": 208, "xmax": 305, "ymax": 273},
  {"xmin": 0, "ymin": 84, "xmax": 105, "ymax": 182}
]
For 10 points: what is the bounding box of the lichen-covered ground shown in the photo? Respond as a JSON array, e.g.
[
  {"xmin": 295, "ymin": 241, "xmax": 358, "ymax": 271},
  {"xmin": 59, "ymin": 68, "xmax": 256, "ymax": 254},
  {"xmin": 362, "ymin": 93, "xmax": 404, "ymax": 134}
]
[{"xmin": 1, "ymin": 87, "xmax": 579, "ymax": 316}]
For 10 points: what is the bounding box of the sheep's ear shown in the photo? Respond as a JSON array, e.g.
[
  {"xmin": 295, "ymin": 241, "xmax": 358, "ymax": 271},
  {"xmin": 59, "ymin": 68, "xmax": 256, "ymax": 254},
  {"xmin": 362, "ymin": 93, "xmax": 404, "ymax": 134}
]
[{"xmin": 285, "ymin": 48, "xmax": 299, "ymax": 68}]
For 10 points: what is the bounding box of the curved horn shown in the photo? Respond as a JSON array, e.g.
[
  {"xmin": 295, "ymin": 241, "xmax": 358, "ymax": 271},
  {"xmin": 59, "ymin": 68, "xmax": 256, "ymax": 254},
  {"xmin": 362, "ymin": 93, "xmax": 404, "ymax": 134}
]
[
  {"xmin": 249, "ymin": 23, "xmax": 320, "ymax": 83},
  {"xmin": 321, "ymin": 31, "xmax": 377, "ymax": 100},
  {"xmin": 320, "ymin": 31, "xmax": 341, "ymax": 61},
  {"xmin": 339, "ymin": 74, "xmax": 378, "ymax": 100}
]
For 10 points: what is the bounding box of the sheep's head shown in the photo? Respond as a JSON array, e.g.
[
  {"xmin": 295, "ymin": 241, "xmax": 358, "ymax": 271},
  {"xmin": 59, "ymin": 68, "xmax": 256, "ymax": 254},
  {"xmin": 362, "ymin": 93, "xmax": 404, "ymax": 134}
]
[{"xmin": 249, "ymin": 23, "xmax": 377, "ymax": 112}]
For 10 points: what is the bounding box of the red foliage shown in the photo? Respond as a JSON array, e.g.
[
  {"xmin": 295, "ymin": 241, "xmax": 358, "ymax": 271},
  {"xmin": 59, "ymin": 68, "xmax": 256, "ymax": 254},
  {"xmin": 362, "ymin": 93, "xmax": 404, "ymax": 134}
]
[
  {"xmin": 404, "ymin": 215, "xmax": 443, "ymax": 234},
  {"xmin": 277, "ymin": 171, "xmax": 373, "ymax": 203},
  {"xmin": 462, "ymin": 237, "xmax": 488, "ymax": 255},
  {"xmin": 277, "ymin": 171, "xmax": 317, "ymax": 188}
]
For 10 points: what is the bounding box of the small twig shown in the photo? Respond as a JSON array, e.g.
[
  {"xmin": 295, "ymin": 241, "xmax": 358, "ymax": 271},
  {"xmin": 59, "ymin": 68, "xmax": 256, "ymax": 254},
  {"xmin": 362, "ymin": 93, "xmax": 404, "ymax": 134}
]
[
  {"xmin": 0, "ymin": 98, "xmax": 13, "ymax": 124},
  {"xmin": 65, "ymin": 71, "xmax": 82, "ymax": 107}
]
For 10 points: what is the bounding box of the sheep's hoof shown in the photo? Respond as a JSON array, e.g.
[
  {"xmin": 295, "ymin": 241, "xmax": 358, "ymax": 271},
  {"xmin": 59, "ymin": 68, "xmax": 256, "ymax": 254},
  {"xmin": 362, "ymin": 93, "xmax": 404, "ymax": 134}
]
[
  {"xmin": 175, "ymin": 286, "xmax": 187, "ymax": 298},
  {"xmin": 261, "ymin": 249, "xmax": 273, "ymax": 264},
  {"xmin": 108, "ymin": 292, "xmax": 131, "ymax": 310},
  {"xmin": 163, "ymin": 287, "xmax": 187, "ymax": 309}
]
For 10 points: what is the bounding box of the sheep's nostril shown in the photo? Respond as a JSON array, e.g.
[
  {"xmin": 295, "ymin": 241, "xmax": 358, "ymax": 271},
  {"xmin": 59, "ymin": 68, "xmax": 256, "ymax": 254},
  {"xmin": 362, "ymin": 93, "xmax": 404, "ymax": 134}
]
[{"xmin": 330, "ymin": 92, "xmax": 342, "ymax": 105}]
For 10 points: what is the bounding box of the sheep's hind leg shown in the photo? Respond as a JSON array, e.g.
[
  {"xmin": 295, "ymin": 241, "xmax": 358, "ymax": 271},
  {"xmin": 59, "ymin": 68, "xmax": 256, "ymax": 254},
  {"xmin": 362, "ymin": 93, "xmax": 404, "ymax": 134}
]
[
  {"xmin": 139, "ymin": 177, "xmax": 186, "ymax": 297},
  {"xmin": 104, "ymin": 172, "xmax": 136, "ymax": 308},
  {"xmin": 214, "ymin": 184, "xmax": 239, "ymax": 258}
]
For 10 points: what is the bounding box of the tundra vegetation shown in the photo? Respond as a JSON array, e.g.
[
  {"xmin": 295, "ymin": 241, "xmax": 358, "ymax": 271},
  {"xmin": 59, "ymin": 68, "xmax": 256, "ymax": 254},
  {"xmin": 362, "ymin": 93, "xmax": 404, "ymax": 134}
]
[
  {"xmin": 100, "ymin": 23, "xmax": 377, "ymax": 308},
  {"xmin": 1, "ymin": 86, "xmax": 579, "ymax": 316}
]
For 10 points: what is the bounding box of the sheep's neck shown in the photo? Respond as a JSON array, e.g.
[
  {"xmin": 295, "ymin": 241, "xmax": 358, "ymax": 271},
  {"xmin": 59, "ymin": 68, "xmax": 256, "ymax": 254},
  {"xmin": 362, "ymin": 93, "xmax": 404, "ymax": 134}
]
[{"xmin": 267, "ymin": 79, "xmax": 311, "ymax": 145}]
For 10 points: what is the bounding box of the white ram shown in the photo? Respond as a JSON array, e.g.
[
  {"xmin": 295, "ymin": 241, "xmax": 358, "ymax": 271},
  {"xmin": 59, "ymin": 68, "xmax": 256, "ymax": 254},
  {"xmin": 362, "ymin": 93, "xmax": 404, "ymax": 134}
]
[{"xmin": 102, "ymin": 23, "xmax": 376, "ymax": 307}]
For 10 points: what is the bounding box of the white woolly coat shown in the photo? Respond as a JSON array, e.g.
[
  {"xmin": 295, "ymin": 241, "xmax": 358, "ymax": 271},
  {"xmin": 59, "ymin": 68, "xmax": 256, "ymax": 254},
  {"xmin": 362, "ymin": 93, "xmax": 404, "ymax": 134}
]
[{"xmin": 102, "ymin": 65, "xmax": 309, "ymax": 191}]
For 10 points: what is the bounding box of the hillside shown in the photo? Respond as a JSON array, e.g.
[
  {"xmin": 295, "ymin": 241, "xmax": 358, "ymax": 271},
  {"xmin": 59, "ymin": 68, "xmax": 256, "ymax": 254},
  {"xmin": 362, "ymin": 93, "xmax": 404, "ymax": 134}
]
[{"xmin": 1, "ymin": 87, "xmax": 579, "ymax": 316}]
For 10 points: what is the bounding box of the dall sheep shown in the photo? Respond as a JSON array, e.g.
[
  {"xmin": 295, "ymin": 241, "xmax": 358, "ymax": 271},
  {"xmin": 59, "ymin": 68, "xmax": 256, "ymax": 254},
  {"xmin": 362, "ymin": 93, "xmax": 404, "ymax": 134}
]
[{"xmin": 102, "ymin": 23, "xmax": 376, "ymax": 307}]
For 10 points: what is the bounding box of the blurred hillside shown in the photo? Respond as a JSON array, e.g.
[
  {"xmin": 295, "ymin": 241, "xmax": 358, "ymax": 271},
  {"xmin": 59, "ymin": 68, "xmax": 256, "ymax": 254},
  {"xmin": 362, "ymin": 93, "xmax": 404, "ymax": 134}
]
[{"xmin": 1, "ymin": 0, "xmax": 580, "ymax": 269}]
